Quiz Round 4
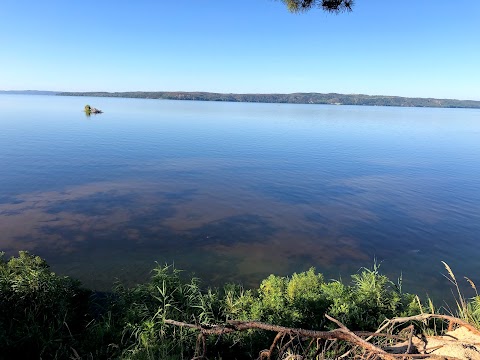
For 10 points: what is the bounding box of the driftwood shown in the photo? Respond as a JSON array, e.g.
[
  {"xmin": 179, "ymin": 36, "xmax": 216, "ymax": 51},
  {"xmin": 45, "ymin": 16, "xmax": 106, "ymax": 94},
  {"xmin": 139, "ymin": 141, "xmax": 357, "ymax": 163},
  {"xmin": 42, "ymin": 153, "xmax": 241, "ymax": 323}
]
[
  {"xmin": 165, "ymin": 315, "xmax": 396, "ymax": 360},
  {"xmin": 164, "ymin": 314, "xmax": 480, "ymax": 360},
  {"xmin": 376, "ymin": 314, "xmax": 480, "ymax": 337}
]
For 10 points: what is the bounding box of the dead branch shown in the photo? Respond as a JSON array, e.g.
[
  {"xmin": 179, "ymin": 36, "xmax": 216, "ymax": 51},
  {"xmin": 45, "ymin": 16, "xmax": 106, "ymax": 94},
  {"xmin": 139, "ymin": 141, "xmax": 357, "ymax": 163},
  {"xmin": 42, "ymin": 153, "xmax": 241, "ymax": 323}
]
[
  {"xmin": 356, "ymin": 332, "xmax": 406, "ymax": 340},
  {"xmin": 268, "ymin": 332, "xmax": 285, "ymax": 359},
  {"xmin": 388, "ymin": 354, "xmax": 462, "ymax": 359},
  {"xmin": 165, "ymin": 314, "xmax": 480, "ymax": 360},
  {"xmin": 405, "ymin": 325, "xmax": 415, "ymax": 354},
  {"xmin": 277, "ymin": 333, "xmax": 296, "ymax": 358},
  {"xmin": 165, "ymin": 316, "xmax": 395, "ymax": 360},
  {"xmin": 381, "ymin": 314, "xmax": 480, "ymax": 336}
]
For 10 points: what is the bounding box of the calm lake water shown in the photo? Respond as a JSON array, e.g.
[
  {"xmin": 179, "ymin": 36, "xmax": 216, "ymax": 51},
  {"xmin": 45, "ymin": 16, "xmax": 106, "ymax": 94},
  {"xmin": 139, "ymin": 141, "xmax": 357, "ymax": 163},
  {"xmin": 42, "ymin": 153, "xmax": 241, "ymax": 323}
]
[{"xmin": 1, "ymin": 94, "xmax": 480, "ymax": 299}]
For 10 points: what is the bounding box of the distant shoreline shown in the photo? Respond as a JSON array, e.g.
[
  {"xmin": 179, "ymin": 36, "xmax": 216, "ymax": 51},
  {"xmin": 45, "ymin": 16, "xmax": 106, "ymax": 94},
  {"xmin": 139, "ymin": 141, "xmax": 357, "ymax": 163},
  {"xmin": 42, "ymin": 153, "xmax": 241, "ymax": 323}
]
[
  {"xmin": 0, "ymin": 90, "xmax": 59, "ymax": 96},
  {"xmin": 58, "ymin": 91, "xmax": 480, "ymax": 109},
  {"xmin": 2, "ymin": 90, "xmax": 480, "ymax": 109}
]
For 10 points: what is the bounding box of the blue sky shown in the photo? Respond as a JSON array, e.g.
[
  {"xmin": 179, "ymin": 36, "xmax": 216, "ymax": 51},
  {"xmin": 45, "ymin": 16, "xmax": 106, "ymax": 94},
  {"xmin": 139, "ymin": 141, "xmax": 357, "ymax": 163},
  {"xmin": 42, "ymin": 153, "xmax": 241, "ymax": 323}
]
[{"xmin": 1, "ymin": 0, "xmax": 479, "ymax": 100}]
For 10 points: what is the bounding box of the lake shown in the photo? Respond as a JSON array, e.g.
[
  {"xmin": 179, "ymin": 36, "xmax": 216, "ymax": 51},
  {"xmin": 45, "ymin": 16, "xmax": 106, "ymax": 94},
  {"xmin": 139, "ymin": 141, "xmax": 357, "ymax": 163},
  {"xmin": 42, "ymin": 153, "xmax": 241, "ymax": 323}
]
[{"xmin": 1, "ymin": 94, "xmax": 480, "ymax": 299}]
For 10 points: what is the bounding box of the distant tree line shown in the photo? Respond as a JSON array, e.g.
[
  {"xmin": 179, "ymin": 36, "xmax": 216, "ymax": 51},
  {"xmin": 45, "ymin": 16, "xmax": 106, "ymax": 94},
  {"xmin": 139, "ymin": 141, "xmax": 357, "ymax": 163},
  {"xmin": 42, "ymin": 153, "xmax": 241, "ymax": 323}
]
[{"xmin": 58, "ymin": 91, "xmax": 480, "ymax": 109}]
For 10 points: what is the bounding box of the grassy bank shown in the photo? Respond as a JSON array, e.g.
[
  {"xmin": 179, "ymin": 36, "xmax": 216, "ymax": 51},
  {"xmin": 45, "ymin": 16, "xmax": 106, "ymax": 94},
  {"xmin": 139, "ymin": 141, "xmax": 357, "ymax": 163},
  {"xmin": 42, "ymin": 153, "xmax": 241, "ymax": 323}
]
[{"xmin": 1, "ymin": 251, "xmax": 479, "ymax": 359}]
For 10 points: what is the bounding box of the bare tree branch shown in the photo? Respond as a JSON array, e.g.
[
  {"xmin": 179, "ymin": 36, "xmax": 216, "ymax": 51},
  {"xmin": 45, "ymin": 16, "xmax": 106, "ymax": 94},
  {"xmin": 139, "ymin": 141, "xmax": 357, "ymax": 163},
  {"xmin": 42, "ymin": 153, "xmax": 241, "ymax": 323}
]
[
  {"xmin": 165, "ymin": 313, "xmax": 480, "ymax": 360},
  {"xmin": 165, "ymin": 316, "xmax": 395, "ymax": 360},
  {"xmin": 381, "ymin": 314, "xmax": 480, "ymax": 337}
]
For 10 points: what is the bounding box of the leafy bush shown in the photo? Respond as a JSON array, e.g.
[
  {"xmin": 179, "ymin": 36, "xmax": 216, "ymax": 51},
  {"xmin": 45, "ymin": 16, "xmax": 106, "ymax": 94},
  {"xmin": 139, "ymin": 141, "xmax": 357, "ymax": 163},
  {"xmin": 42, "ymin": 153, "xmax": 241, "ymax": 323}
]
[
  {"xmin": 323, "ymin": 264, "xmax": 419, "ymax": 330},
  {"xmin": 0, "ymin": 251, "xmax": 90, "ymax": 359},
  {"xmin": 247, "ymin": 268, "xmax": 329, "ymax": 329}
]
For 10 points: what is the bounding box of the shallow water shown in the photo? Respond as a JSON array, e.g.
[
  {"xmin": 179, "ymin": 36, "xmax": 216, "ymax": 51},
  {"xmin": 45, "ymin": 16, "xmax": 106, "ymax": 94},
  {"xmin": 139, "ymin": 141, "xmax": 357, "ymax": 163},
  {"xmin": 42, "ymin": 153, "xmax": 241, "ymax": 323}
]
[{"xmin": 1, "ymin": 94, "xmax": 480, "ymax": 299}]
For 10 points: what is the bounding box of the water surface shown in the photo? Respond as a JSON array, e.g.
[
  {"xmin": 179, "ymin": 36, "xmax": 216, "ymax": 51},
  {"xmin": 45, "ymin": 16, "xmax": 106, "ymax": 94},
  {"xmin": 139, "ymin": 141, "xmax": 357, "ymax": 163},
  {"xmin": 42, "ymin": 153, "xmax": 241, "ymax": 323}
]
[{"xmin": 1, "ymin": 94, "xmax": 479, "ymax": 299}]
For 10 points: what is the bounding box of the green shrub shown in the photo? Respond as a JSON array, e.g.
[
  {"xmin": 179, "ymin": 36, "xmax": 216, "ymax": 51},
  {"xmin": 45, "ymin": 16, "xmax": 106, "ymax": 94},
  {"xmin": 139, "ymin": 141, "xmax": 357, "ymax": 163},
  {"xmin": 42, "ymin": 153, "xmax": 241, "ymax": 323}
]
[
  {"xmin": 247, "ymin": 268, "xmax": 329, "ymax": 330},
  {"xmin": 0, "ymin": 251, "xmax": 90, "ymax": 359},
  {"xmin": 323, "ymin": 264, "xmax": 419, "ymax": 330}
]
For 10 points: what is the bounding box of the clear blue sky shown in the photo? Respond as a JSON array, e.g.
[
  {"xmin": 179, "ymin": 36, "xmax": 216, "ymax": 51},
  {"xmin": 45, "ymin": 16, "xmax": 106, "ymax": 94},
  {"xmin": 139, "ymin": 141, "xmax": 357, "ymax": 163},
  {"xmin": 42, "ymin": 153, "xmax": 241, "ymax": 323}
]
[{"xmin": 1, "ymin": 0, "xmax": 479, "ymax": 100}]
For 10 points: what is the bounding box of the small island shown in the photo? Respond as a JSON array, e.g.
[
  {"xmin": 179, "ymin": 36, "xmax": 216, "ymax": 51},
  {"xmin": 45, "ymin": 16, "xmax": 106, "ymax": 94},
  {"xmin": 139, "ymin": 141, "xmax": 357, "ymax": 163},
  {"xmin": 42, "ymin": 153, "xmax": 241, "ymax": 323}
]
[{"xmin": 84, "ymin": 104, "xmax": 103, "ymax": 115}]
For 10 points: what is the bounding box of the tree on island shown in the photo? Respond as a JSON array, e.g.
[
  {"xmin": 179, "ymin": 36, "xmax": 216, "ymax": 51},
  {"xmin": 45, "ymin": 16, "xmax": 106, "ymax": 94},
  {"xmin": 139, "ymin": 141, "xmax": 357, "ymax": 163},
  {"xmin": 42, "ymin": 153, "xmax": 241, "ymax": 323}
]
[
  {"xmin": 280, "ymin": 0, "xmax": 354, "ymax": 13},
  {"xmin": 84, "ymin": 104, "xmax": 103, "ymax": 115}
]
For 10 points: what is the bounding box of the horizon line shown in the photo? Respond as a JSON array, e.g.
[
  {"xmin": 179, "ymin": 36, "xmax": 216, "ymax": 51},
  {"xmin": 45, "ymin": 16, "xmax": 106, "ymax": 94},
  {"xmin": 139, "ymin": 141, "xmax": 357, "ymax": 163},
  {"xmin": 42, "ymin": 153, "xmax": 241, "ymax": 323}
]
[{"xmin": 2, "ymin": 89, "xmax": 480, "ymax": 103}]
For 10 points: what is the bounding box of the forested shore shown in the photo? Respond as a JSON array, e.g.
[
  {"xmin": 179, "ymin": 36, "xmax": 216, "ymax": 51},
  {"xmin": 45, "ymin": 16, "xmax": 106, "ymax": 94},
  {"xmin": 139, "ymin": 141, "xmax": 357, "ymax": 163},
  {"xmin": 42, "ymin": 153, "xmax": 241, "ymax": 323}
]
[{"xmin": 58, "ymin": 91, "xmax": 480, "ymax": 109}]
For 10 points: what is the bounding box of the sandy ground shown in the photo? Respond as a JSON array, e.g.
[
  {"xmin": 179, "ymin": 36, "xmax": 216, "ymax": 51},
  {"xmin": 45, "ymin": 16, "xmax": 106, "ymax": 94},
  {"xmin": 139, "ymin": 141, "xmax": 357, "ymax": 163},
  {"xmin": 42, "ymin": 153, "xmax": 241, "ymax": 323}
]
[{"xmin": 387, "ymin": 326, "xmax": 480, "ymax": 359}]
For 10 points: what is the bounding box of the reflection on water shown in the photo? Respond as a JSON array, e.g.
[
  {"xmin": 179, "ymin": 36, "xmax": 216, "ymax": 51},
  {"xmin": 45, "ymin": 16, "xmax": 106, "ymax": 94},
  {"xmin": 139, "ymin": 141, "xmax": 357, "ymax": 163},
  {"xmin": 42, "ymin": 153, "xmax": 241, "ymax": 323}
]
[{"xmin": 1, "ymin": 94, "xmax": 480, "ymax": 300}]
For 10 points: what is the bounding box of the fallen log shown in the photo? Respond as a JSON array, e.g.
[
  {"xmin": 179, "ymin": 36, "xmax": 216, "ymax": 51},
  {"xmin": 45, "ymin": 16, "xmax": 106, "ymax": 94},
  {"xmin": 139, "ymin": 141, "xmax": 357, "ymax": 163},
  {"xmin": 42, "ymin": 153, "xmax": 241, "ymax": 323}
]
[
  {"xmin": 165, "ymin": 313, "xmax": 480, "ymax": 359},
  {"xmin": 165, "ymin": 315, "xmax": 396, "ymax": 360}
]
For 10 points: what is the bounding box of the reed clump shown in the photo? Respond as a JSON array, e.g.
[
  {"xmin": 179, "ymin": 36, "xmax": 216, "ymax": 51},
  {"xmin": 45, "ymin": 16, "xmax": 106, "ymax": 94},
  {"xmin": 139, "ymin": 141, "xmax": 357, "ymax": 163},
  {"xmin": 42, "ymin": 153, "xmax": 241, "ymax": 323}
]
[{"xmin": 441, "ymin": 261, "xmax": 480, "ymax": 329}]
